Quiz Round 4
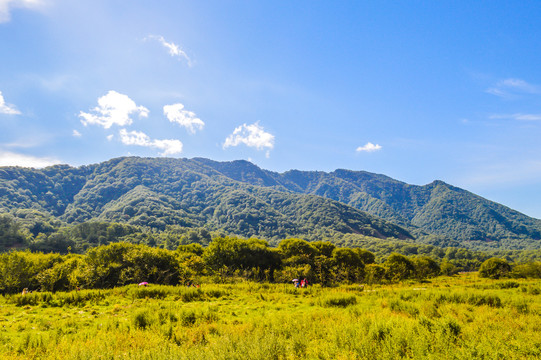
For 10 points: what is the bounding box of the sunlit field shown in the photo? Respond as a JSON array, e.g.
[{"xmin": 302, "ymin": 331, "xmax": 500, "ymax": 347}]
[{"xmin": 1, "ymin": 273, "xmax": 540, "ymax": 359}]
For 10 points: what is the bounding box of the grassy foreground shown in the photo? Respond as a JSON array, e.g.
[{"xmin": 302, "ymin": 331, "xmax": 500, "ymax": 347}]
[{"xmin": 0, "ymin": 274, "xmax": 540, "ymax": 359}]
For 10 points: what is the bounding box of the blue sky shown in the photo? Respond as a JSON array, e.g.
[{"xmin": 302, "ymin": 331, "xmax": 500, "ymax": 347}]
[{"xmin": 1, "ymin": 1, "xmax": 541, "ymax": 218}]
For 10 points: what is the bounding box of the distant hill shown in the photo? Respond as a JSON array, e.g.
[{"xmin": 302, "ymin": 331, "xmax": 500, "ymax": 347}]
[{"xmin": 0, "ymin": 156, "xmax": 540, "ymax": 250}]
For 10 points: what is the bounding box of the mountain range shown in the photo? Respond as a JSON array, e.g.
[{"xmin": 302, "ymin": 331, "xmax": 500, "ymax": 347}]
[{"xmin": 1, "ymin": 156, "xmax": 540, "ymax": 250}]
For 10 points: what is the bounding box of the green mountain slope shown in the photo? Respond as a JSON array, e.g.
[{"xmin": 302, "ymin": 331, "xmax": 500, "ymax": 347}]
[
  {"xmin": 195, "ymin": 159, "xmax": 541, "ymax": 250},
  {"xmin": 0, "ymin": 157, "xmax": 411, "ymax": 243},
  {"xmin": 1, "ymin": 156, "xmax": 540, "ymax": 250}
]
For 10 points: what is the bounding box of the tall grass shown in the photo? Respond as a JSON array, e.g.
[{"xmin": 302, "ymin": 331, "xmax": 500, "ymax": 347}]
[{"xmin": 0, "ymin": 274, "xmax": 540, "ymax": 359}]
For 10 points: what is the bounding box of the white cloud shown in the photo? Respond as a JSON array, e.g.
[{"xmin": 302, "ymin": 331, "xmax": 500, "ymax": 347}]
[
  {"xmin": 489, "ymin": 113, "xmax": 541, "ymax": 122},
  {"xmin": 119, "ymin": 129, "xmax": 183, "ymax": 156},
  {"xmin": 72, "ymin": 130, "xmax": 81, "ymax": 137},
  {"xmin": 106, "ymin": 134, "xmax": 114, "ymax": 141},
  {"xmin": 163, "ymin": 103, "xmax": 204, "ymax": 134},
  {"xmin": 0, "ymin": 91, "xmax": 21, "ymax": 115},
  {"xmin": 145, "ymin": 35, "xmax": 192, "ymax": 66},
  {"xmin": 223, "ymin": 122, "xmax": 275, "ymax": 157},
  {"xmin": 486, "ymin": 78, "xmax": 540, "ymax": 98},
  {"xmin": 79, "ymin": 91, "xmax": 149, "ymax": 129},
  {"xmin": 0, "ymin": 150, "xmax": 59, "ymax": 168},
  {"xmin": 152, "ymin": 139, "xmax": 183, "ymax": 156},
  {"xmin": 119, "ymin": 128, "xmax": 151, "ymax": 146},
  {"xmin": 0, "ymin": 0, "xmax": 45, "ymax": 23},
  {"xmin": 356, "ymin": 142, "xmax": 382, "ymax": 152}
]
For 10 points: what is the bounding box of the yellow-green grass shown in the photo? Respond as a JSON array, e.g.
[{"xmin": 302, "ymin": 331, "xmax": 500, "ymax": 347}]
[{"xmin": 0, "ymin": 274, "xmax": 540, "ymax": 359}]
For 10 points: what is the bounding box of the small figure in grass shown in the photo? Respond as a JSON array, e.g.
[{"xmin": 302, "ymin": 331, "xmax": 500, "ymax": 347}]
[{"xmin": 22, "ymin": 288, "xmax": 28, "ymax": 295}]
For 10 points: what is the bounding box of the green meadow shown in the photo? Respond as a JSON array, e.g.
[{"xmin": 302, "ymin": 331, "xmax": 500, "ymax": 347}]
[{"xmin": 1, "ymin": 274, "xmax": 540, "ymax": 359}]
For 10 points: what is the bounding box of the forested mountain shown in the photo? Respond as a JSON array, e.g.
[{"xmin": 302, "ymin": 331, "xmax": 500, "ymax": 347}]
[
  {"xmin": 1, "ymin": 156, "xmax": 540, "ymax": 250},
  {"xmin": 0, "ymin": 157, "xmax": 411, "ymax": 245},
  {"xmin": 195, "ymin": 158, "xmax": 541, "ymax": 249}
]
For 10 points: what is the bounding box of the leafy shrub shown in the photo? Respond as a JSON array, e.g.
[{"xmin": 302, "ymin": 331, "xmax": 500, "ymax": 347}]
[
  {"xmin": 179, "ymin": 310, "xmax": 197, "ymax": 326},
  {"xmin": 132, "ymin": 309, "xmax": 154, "ymax": 329},
  {"xmin": 56, "ymin": 290, "xmax": 105, "ymax": 306},
  {"xmin": 389, "ymin": 299, "xmax": 420, "ymax": 317},
  {"xmin": 511, "ymin": 262, "xmax": 541, "ymax": 279},
  {"xmin": 11, "ymin": 291, "xmax": 53, "ymax": 306},
  {"xmin": 384, "ymin": 253, "xmax": 415, "ymax": 282},
  {"xmin": 520, "ymin": 285, "xmax": 540, "ymax": 295},
  {"xmin": 10, "ymin": 289, "xmax": 106, "ymax": 307},
  {"xmin": 319, "ymin": 294, "xmax": 357, "ymax": 307},
  {"xmin": 493, "ymin": 281, "xmax": 520, "ymax": 289},
  {"xmin": 178, "ymin": 288, "xmax": 203, "ymax": 302},
  {"xmin": 369, "ymin": 322, "xmax": 390, "ymax": 342},
  {"xmin": 203, "ymin": 288, "xmax": 229, "ymax": 299},
  {"xmin": 435, "ymin": 292, "xmax": 502, "ymax": 307},
  {"xmin": 479, "ymin": 258, "xmax": 511, "ymax": 279},
  {"xmin": 439, "ymin": 317, "xmax": 461, "ymax": 340},
  {"xmin": 128, "ymin": 287, "xmax": 168, "ymax": 299}
]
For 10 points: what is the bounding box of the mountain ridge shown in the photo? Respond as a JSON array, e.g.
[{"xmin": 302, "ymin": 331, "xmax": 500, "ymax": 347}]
[
  {"xmin": 0, "ymin": 157, "xmax": 412, "ymax": 244},
  {"xmin": 193, "ymin": 157, "xmax": 541, "ymax": 249},
  {"xmin": 1, "ymin": 156, "xmax": 540, "ymax": 250}
]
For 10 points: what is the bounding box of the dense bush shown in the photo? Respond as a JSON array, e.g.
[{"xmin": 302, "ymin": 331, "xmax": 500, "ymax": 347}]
[
  {"xmin": 479, "ymin": 258, "xmax": 511, "ymax": 279},
  {"xmin": 1, "ymin": 237, "xmax": 539, "ymax": 294}
]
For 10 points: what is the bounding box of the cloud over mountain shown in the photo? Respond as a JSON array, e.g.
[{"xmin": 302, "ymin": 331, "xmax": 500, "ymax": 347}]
[
  {"xmin": 119, "ymin": 129, "xmax": 183, "ymax": 156},
  {"xmin": 79, "ymin": 91, "xmax": 149, "ymax": 129},
  {"xmin": 224, "ymin": 122, "xmax": 274, "ymax": 157},
  {"xmin": 163, "ymin": 103, "xmax": 204, "ymax": 134}
]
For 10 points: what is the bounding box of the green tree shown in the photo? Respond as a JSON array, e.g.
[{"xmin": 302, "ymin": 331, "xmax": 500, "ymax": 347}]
[
  {"xmin": 479, "ymin": 257, "xmax": 511, "ymax": 279},
  {"xmin": 37, "ymin": 256, "xmax": 82, "ymax": 292},
  {"xmin": 81, "ymin": 242, "xmax": 186, "ymax": 288},
  {"xmin": 332, "ymin": 248, "xmax": 364, "ymax": 282},
  {"xmin": 384, "ymin": 253, "xmax": 415, "ymax": 282},
  {"xmin": 355, "ymin": 248, "xmax": 375, "ymax": 264},
  {"xmin": 0, "ymin": 251, "xmax": 62, "ymax": 294},
  {"xmin": 204, "ymin": 237, "xmax": 280, "ymax": 273},
  {"xmin": 312, "ymin": 241, "xmax": 336, "ymax": 257},
  {"xmin": 313, "ymin": 255, "xmax": 334, "ymax": 286},
  {"xmin": 277, "ymin": 238, "xmax": 317, "ymax": 266},
  {"xmin": 510, "ymin": 262, "xmax": 541, "ymax": 278},
  {"xmin": 365, "ymin": 264, "xmax": 386, "ymax": 285},
  {"xmin": 0, "ymin": 214, "xmax": 30, "ymax": 251},
  {"xmin": 412, "ymin": 256, "xmax": 441, "ymax": 279},
  {"xmin": 440, "ymin": 259, "xmax": 458, "ymax": 276}
]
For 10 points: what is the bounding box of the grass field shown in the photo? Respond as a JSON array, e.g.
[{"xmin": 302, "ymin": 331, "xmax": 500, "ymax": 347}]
[{"xmin": 1, "ymin": 274, "xmax": 540, "ymax": 359}]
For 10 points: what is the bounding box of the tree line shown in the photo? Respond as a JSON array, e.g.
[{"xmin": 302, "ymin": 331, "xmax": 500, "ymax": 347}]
[{"xmin": 1, "ymin": 237, "xmax": 539, "ymax": 295}]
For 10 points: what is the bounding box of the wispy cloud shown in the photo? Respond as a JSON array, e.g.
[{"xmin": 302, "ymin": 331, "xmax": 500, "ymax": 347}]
[
  {"xmin": 0, "ymin": 0, "xmax": 45, "ymax": 23},
  {"xmin": 72, "ymin": 130, "xmax": 81, "ymax": 137},
  {"xmin": 79, "ymin": 91, "xmax": 149, "ymax": 129},
  {"xmin": 223, "ymin": 122, "xmax": 274, "ymax": 158},
  {"xmin": 486, "ymin": 78, "xmax": 540, "ymax": 98},
  {"xmin": 356, "ymin": 142, "xmax": 382, "ymax": 152},
  {"xmin": 119, "ymin": 129, "xmax": 183, "ymax": 156},
  {"xmin": 163, "ymin": 103, "xmax": 204, "ymax": 134},
  {"xmin": 489, "ymin": 113, "xmax": 541, "ymax": 122},
  {"xmin": 0, "ymin": 91, "xmax": 21, "ymax": 115},
  {"xmin": 0, "ymin": 150, "xmax": 59, "ymax": 168},
  {"xmin": 145, "ymin": 35, "xmax": 192, "ymax": 66}
]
